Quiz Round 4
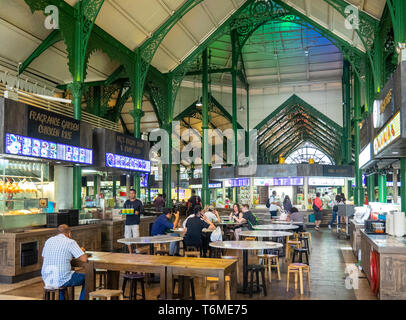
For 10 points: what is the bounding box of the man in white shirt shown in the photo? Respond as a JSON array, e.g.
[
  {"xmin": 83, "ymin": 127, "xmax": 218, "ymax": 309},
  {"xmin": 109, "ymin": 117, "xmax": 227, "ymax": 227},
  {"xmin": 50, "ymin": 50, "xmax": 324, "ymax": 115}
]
[
  {"xmin": 268, "ymin": 190, "xmax": 281, "ymax": 218},
  {"xmin": 204, "ymin": 206, "xmax": 222, "ymax": 223},
  {"xmin": 41, "ymin": 224, "xmax": 88, "ymax": 300}
]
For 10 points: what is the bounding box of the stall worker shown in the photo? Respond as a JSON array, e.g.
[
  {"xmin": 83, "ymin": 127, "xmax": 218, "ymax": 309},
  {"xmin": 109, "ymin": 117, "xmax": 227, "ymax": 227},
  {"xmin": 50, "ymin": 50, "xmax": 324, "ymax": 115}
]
[
  {"xmin": 123, "ymin": 188, "xmax": 144, "ymax": 253},
  {"xmin": 151, "ymin": 208, "xmax": 181, "ymax": 256},
  {"xmin": 41, "ymin": 224, "xmax": 88, "ymax": 300}
]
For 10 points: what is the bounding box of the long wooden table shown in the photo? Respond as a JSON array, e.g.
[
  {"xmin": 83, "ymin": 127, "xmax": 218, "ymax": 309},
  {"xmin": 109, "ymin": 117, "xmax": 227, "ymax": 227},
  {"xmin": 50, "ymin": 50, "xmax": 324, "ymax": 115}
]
[{"xmin": 73, "ymin": 252, "xmax": 237, "ymax": 300}]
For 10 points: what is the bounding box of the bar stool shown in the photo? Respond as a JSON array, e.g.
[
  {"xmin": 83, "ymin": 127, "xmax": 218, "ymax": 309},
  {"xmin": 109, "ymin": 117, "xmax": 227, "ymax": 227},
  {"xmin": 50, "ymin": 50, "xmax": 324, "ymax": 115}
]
[
  {"xmin": 286, "ymin": 263, "xmax": 310, "ymax": 295},
  {"xmin": 299, "ymin": 232, "xmax": 312, "ymax": 251},
  {"xmin": 122, "ymin": 273, "xmax": 146, "ymax": 300},
  {"xmin": 43, "ymin": 286, "xmax": 70, "ymax": 300},
  {"xmin": 292, "ymin": 236, "xmax": 310, "ymax": 265},
  {"xmin": 95, "ymin": 269, "xmax": 107, "ymax": 289},
  {"xmin": 247, "ymin": 264, "xmax": 267, "ymax": 298},
  {"xmin": 155, "ymin": 243, "xmax": 169, "ymax": 256},
  {"xmin": 89, "ymin": 289, "xmax": 123, "ymax": 300},
  {"xmin": 183, "ymin": 244, "xmax": 201, "ymax": 257},
  {"xmin": 257, "ymin": 254, "xmax": 281, "ymax": 283},
  {"xmin": 285, "ymin": 239, "xmax": 301, "ymax": 262}
]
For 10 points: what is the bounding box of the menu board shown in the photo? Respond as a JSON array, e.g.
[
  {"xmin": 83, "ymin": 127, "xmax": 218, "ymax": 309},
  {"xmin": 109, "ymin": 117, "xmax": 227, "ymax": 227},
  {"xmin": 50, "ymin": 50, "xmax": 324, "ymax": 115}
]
[
  {"xmin": 140, "ymin": 174, "xmax": 149, "ymax": 187},
  {"xmin": 105, "ymin": 152, "xmax": 150, "ymax": 173},
  {"xmin": 224, "ymin": 178, "xmax": 250, "ymax": 187},
  {"xmin": 373, "ymin": 111, "xmax": 401, "ymax": 155},
  {"xmin": 254, "ymin": 177, "xmax": 304, "ymax": 186},
  {"xmin": 5, "ymin": 133, "xmax": 92, "ymax": 164}
]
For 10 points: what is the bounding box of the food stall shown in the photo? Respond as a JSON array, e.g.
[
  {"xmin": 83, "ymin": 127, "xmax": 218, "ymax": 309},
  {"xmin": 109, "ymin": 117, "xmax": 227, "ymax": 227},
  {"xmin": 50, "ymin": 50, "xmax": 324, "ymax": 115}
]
[
  {"xmin": 0, "ymin": 97, "xmax": 100, "ymax": 283},
  {"xmin": 92, "ymin": 128, "xmax": 154, "ymax": 252}
]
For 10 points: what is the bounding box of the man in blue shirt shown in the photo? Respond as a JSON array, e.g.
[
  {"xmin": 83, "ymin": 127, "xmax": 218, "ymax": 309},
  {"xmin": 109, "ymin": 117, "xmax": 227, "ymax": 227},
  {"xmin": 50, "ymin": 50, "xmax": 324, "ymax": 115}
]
[{"xmin": 151, "ymin": 208, "xmax": 180, "ymax": 255}]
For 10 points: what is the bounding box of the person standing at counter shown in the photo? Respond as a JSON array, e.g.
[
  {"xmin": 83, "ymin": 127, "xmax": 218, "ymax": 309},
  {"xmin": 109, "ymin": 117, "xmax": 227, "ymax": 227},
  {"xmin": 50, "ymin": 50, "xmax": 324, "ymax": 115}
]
[
  {"xmin": 41, "ymin": 224, "xmax": 88, "ymax": 300},
  {"xmin": 267, "ymin": 190, "xmax": 281, "ymax": 218},
  {"xmin": 124, "ymin": 188, "xmax": 144, "ymax": 253},
  {"xmin": 328, "ymin": 195, "xmax": 342, "ymax": 230},
  {"xmin": 283, "ymin": 195, "xmax": 293, "ymax": 214},
  {"xmin": 313, "ymin": 192, "xmax": 323, "ymax": 231}
]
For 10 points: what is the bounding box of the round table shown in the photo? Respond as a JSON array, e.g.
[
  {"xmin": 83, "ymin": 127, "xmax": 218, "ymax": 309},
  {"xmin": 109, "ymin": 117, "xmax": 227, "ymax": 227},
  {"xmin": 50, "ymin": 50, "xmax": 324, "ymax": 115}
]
[
  {"xmin": 240, "ymin": 230, "xmax": 293, "ymax": 238},
  {"xmin": 117, "ymin": 235, "xmax": 184, "ymax": 255},
  {"xmin": 271, "ymin": 220, "xmax": 304, "ymax": 225},
  {"xmin": 209, "ymin": 240, "xmax": 283, "ymax": 294},
  {"xmin": 254, "ymin": 224, "xmax": 299, "ymax": 231}
]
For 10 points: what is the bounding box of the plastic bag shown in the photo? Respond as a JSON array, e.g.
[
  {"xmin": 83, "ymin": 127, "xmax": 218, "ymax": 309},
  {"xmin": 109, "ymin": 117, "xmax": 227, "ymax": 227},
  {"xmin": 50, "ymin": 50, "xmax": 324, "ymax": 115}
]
[{"xmin": 210, "ymin": 226, "xmax": 223, "ymax": 242}]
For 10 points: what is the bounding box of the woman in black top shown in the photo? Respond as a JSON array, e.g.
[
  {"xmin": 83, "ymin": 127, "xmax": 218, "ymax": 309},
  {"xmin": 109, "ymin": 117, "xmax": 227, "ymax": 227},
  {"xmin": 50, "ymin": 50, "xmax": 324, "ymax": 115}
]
[
  {"xmin": 283, "ymin": 195, "xmax": 293, "ymax": 214},
  {"xmin": 229, "ymin": 203, "xmax": 241, "ymax": 221}
]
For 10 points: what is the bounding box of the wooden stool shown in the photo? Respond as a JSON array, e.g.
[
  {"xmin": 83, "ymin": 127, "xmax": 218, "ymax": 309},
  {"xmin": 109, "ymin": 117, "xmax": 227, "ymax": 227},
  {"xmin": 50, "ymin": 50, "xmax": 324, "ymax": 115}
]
[
  {"xmin": 299, "ymin": 232, "xmax": 312, "ymax": 250},
  {"xmin": 286, "ymin": 263, "xmax": 310, "ymax": 295},
  {"xmin": 205, "ymin": 276, "xmax": 231, "ymax": 300},
  {"xmin": 155, "ymin": 243, "xmax": 169, "ymax": 256},
  {"xmin": 122, "ymin": 273, "xmax": 146, "ymax": 300},
  {"xmin": 172, "ymin": 277, "xmax": 196, "ymax": 300},
  {"xmin": 285, "ymin": 240, "xmax": 301, "ymax": 262},
  {"xmin": 95, "ymin": 269, "xmax": 107, "ymax": 289},
  {"xmin": 257, "ymin": 254, "xmax": 281, "ymax": 283},
  {"xmin": 292, "ymin": 247, "xmax": 310, "ymax": 265},
  {"xmin": 184, "ymin": 245, "xmax": 200, "ymax": 257},
  {"xmin": 247, "ymin": 264, "xmax": 267, "ymax": 298},
  {"xmin": 43, "ymin": 286, "xmax": 69, "ymax": 300},
  {"xmin": 244, "ymin": 237, "xmax": 256, "ymax": 241},
  {"xmin": 89, "ymin": 289, "xmax": 123, "ymax": 300}
]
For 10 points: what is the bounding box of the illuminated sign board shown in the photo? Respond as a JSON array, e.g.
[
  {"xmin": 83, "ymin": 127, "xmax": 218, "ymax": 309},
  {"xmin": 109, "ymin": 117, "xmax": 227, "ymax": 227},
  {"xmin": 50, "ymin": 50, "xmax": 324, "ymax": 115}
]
[
  {"xmin": 189, "ymin": 183, "xmax": 222, "ymax": 189},
  {"xmin": 224, "ymin": 179, "xmax": 250, "ymax": 187},
  {"xmin": 359, "ymin": 143, "xmax": 371, "ymax": 169},
  {"xmin": 373, "ymin": 111, "xmax": 401, "ymax": 155},
  {"xmin": 5, "ymin": 133, "xmax": 92, "ymax": 164},
  {"xmin": 253, "ymin": 177, "xmax": 304, "ymax": 186},
  {"xmin": 308, "ymin": 177, "xmax": 345, "ymax": 186},
  {"xmin": 105, "ymin": 153, "xmax": 151, "ymax": 173}
]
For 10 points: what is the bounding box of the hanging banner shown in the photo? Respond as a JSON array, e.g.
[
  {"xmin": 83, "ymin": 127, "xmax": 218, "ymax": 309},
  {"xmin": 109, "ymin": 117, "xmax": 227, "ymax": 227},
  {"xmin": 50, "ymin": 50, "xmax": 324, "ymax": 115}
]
[{"xmin": 373, "ymin": 111, "xmax": 401, "ymax": 155}]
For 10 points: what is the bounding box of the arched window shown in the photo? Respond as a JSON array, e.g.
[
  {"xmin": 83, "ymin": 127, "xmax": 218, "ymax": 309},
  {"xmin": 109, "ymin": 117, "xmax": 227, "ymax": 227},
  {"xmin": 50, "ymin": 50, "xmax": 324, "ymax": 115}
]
[{"xmin": 285, "ymin": 142, "xmax": 334, "ymax": 165}]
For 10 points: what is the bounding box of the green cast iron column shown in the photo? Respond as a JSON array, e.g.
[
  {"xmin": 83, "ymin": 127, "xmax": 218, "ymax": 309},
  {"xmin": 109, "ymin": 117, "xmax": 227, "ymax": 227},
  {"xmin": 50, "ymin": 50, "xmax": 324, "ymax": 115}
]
[
  {"xmin": 342, "ymin": 59, "xmax": 352, "ymax": 164},
  {"xmin": 401, "ymin": 159, "xmax": 406, "ymax": 212},
  {"xmin": 231, "ymin": 31, "xmax": 238, "ymax": 166},
  {"xmin": 347, "ymin": 179, "xmax": 353, "ymax": 201},
  {"xmin": 94, "ymin": 175, "xmax": 98, "ymax": 198},
  {"xmin": 112, "ymin": 176, "xmax": 117, "ymax": 198},
  {"xmin": 353, "ymin": 75, "xmax": 363, "ymax": 206},
  {"xmin": 245, "ymin": 84, "xmax": 250, "ymax": 158},
  {"xmin": 378, "ymin": 172, "xmax": 387, "ymax": 203},
  {"xmin": 176, "ymin": 165, "xmax": 180, "ymax": 202},
  {"xmin": 202, "ymin": 48, "xmax": 210, "ymax": 206},
  {"xmin": 368, "ymin": 174, "xmax": 375, "ymax": 202}
]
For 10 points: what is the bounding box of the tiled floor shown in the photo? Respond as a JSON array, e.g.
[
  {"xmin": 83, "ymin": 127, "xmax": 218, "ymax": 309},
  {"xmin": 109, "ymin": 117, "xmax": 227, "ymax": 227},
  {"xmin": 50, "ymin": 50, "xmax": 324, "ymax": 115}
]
[{"xmin": 0, "ymin": 228, "xmax": 377, "ymax": 300}]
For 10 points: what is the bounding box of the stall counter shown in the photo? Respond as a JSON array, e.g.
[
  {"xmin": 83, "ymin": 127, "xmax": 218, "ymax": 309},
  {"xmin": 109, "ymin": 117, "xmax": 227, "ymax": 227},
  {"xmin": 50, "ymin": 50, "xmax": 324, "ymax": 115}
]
[
  {"xmin": 0, "ymin": 224, "xmax": 101, "ymax": 284},
  {"xmin": 350, "ymin": 220, "xmax": 364, "ymax": 257},
  {"xmin": 360, "ymin": 230, "xmax": 406, "ymax": 299}
]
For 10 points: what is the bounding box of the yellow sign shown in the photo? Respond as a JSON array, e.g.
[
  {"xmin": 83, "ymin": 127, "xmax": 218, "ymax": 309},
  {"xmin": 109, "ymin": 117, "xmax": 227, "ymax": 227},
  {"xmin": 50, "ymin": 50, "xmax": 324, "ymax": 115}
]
[
  {"xmin": 380, "ymin": 89, "xmax": 392, "ymax": 114},
  {"xmin": 373, "ymin": 111, "xmax": 401, "ymax": 155},
  {"xmin": 309, "ymin": 158, "xmax": 315, "ymax": 164}
]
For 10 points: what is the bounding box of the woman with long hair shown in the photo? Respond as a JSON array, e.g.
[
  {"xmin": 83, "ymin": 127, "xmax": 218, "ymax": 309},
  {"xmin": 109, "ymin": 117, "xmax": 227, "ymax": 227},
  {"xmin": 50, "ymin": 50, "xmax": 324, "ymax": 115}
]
[{"xmin": 283, "ymin": 195, "xmax": 293, "ymax": 214}]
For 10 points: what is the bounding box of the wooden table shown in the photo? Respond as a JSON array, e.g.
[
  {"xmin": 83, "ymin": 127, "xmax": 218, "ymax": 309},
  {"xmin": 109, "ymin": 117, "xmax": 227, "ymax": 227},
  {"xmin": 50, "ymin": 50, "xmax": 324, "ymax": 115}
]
[
  {"xmin": 73, "ymin": 251, "xmax": 237, "ymax": 300},
  {"xmin": 117, "ymin": 235, "xmax": 183, "ymax": 255},
  {"xmin": 209, "ymin": 241, "xmax": 283, "ymax": 294},
  {"xmin": 254, "ymin": 224, "xmax": 299, "ymax": 231}
]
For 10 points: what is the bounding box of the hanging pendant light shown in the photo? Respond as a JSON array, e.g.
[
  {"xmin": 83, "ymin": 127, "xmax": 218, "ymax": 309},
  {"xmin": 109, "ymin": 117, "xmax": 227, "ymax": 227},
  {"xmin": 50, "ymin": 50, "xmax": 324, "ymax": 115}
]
[{"xmin": 196, "ymin": 97, "xmax": 203, "ymax": 107}]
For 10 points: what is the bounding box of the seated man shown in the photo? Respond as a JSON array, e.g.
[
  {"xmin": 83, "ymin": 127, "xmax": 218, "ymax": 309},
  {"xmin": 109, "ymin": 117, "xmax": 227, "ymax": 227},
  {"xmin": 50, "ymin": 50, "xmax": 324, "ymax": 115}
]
[
  {"xmin": 288, "ymin": 207, "xmax": 305, "ymax": 232},
  {"xmin": 183, "ymin": 206, "xmax": 216, "ymax": 256},
  {"xmin": 41, "ymin": 224, "xmax": 88, "ymax": 300},
  {"xmin": 151, "ymin": 208, "xmax": 180, "ymax": 255},
  {"xmin": 236, "ymin": 204, "xmax": 258, "ymax": 231},
  {"xmin": 204, "ymin": 206, "xmax": 222, "ymax": 223}
]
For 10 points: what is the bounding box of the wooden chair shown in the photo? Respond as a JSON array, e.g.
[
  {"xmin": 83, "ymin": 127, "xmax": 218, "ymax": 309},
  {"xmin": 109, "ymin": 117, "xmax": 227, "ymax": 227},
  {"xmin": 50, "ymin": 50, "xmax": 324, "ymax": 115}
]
[
  {"xmin": 89, "ymin": 289, "xmax": 123, "ymax": 300},
  {"xmin": 154, "ymin": 243, "xmax": 169, "ymax": 256},
  {"xmin": 204, "ymin": 256, "xmax": 237, "ymax": 300},
  {"xmin": 184, "ymin": 245, "xmax": 200, "ymax": 257},
  {"xmin": 286, "ymin": 263, "xmax": 310, "ymax": 295},
  {"xmin": 257, "ymin": 254, "xmax": 281, "ymax": 283}
]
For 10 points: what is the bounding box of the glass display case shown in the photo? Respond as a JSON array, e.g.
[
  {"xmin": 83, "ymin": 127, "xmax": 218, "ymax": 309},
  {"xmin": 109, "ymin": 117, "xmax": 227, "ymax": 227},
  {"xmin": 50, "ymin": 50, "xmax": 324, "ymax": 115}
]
[{"xmin": 0, "ymin": 157, "xmax": 51, "ymax": 231}]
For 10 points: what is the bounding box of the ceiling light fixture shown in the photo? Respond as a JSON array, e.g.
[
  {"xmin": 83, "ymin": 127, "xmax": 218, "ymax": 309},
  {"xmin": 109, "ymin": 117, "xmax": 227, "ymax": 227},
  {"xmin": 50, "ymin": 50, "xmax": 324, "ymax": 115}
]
[{"xmin": 196, "ymin": 98, "xmax": 203, "ymax": 107}]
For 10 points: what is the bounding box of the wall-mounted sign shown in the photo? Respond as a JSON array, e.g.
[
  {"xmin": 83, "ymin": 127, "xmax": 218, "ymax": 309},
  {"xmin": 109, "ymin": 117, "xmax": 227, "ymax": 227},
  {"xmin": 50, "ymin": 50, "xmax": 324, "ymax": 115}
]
[
  {"xmin": 373, "ymin": 111, "xmax": 401, "ymax": 155},
  {"xmin": 359, "ymin": 143, "xmax": 371, "ymax": 169},
  {"xmin": 115, "ymin": 133, "xmax": 149, "ymax": 160},
  {"xmin": 253, "ymin": 177, "xmax": 304, "ymax": 186},
  {"xmin": 5, "ymin": 133, "xmax": 92, "ymax": 164},
  {"xmin": 308, "ymin": 177, "xmax": 345, "ymax": 186},
  {"xmin": 224, "ymin": 178, "xmax": 250, "ymax": 187},
  {"xmin": 27, "ymin": 106, "xmax": 80, "ymax": 146},
  {"xmin": 140, "ymin": 174, "xmax": 149, "ymax": 188},
  {"xmin": 189, "ymin": 183, "xmax": 222, "ymax": 189},
  {"xmin": 105, "ymin": 153, "xmax": 150, "ymax": 173}
]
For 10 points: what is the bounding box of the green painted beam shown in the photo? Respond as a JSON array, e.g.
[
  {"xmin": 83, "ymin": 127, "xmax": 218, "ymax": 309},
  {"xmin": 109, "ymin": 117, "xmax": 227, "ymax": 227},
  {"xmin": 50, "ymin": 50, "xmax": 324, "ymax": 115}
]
[
  {"xmin": 19, "ymin": 30, "xmax": 63, "ymax": 74},
  {"xmin": 186, "ymin": 68, "xmax": 232, "ymax": 76}
]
